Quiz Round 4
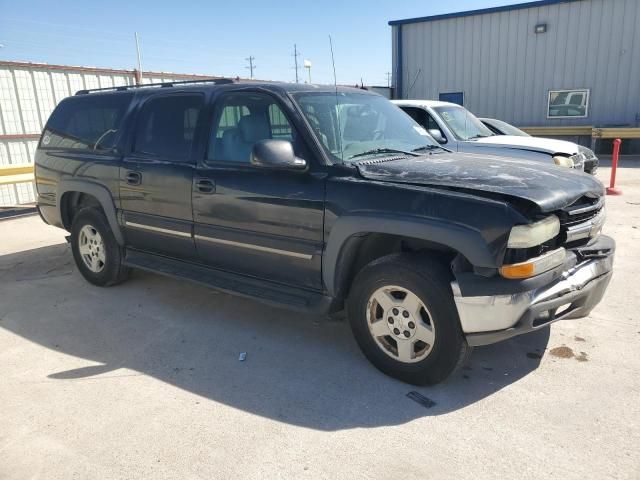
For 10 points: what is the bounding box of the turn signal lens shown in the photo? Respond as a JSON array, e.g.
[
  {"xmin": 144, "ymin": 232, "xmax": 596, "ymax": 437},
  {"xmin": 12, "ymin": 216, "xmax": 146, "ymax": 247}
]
[
  {"xmin": 500, "ymin": 248, "xmax": 566, "ymax": 279},
  {"xmin": 500, "ymin": 262, "xmax": 536, "ymax": 279}
]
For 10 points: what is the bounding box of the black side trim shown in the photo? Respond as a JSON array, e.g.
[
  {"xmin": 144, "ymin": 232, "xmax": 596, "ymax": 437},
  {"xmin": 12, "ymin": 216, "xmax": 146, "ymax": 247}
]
[
  {"xmin": 57, "ymin": 179, "xmax": 124, "ymax": 245},
  {"xmin": 124, "ymin": 249, "xmax": 338, "ymax": 314},
  {"xmin": 323, "ymin": 214, "xmax": 501, "ymax": 297}
]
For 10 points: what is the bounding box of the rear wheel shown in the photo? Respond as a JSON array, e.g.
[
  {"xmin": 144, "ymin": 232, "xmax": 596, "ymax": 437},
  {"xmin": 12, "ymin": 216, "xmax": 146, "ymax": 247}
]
[
  {"xmin": 347, "ymin": 254, "xmax": 471, "ymax": 385},
  {"xmin": 70, "ymin": 207, "xmax": 129, "ymax": 286}
]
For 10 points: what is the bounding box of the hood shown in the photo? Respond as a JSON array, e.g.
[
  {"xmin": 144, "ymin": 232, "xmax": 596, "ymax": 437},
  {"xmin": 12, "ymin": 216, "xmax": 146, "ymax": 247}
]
[
  {"xmin": 356, "ymin": 152, "xmax": 603, "ymax": 212},
  {"xmin": 472, "ymin": 135, "xmax": 580, "ymax": 155}
]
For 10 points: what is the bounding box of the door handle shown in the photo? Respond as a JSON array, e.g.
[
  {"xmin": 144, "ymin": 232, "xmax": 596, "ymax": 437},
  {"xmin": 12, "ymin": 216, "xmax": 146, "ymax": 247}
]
[
  {"xmin": 126, "ymin": 171, "xmax": 142, "ymax": 185},
  {"xmin": 195, "ymin": 178, "xmax": 215, "ymax": 194}
]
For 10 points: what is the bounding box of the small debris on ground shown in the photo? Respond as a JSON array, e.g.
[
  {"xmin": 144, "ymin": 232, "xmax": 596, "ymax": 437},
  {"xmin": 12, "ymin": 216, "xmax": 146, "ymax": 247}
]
[
  {"xmin": 238, "ymin": 352, "xmax": 247, "ymax": 361},
  {"xmin": 574, "ymin": 336, "xmax": 586, "ymax": 342},
  {"xmin": 406, "ymin": 391, "xmax": 436, "ymax": 409}
]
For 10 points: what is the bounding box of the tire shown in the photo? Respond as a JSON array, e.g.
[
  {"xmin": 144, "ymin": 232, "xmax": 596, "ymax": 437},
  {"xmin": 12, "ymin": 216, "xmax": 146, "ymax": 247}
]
[
  {"xmin": 70, "ymin": 207, "xmax": 130, "ymax": 287},
  {"xmin": 347, "ymin": 253, "xmax": 471, "ymax": 385}
]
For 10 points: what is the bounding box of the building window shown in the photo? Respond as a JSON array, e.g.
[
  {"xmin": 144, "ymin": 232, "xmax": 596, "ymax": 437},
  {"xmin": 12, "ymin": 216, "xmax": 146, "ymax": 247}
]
[{"xmin": 547, "ymin": 89, "xmax": 589, "ymax": 118}]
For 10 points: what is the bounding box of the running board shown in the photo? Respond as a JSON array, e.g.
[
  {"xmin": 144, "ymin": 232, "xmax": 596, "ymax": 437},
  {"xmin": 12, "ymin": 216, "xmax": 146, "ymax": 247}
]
[{"xmin": 124, "ymin": 249, "xmax": 335, "ymax": 314}]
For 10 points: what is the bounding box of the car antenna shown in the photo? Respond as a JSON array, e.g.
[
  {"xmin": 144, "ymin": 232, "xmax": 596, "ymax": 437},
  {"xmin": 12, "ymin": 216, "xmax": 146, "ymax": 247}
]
[{"xmin": 329, "ymin": 34, "xmax": 344, "ymax": 162}]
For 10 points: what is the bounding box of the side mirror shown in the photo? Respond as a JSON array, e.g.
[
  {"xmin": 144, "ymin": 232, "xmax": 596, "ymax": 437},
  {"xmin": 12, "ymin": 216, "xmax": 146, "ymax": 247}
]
[
  {"xmin": 251, "ymin": 140, "xmax": 307, "ymax": 170},
  {"xmin": 428, "ymin": 129, "xmax": 447, "ymax": 144}
]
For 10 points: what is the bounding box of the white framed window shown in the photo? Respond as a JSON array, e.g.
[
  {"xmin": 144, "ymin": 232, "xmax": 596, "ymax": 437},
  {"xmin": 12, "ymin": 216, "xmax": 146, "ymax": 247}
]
[{"xmin": 547, "ymin": 89, "xmax": 590, "ymax": 118}]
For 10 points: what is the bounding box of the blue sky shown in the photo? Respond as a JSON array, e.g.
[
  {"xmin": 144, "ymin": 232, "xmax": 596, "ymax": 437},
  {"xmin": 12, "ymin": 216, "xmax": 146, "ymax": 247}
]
[{"xmin": 1, "ymin": 0, "xmax": 509, "ymax": 85}]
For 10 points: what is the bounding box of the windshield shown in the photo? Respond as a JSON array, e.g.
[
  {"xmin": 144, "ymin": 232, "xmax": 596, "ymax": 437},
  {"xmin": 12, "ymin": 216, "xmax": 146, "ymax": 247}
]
[
  {"xmin": 433, "ymin": 105, "xmax": 495, "ymax": 141},
  {"xmin": 485, "ymin": 118, "xmax": 530, "ymax": 137},
  {"xmin": 292, "ymin": 92, "xmax": 439, "ymax": 162}
]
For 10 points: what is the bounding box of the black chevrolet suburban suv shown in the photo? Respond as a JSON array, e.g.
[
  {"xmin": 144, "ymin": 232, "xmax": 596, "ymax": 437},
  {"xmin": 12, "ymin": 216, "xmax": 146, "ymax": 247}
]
[{"xmin": 35, "ymin": 80, "xmax": 615, "ymax": 385}]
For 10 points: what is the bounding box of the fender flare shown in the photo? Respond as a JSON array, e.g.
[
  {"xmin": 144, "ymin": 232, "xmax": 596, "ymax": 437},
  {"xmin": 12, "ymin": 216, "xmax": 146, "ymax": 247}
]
[
  {"xmin": 57, "ymin": 179, "xmax": 125, "ymax": 245},
  {"xmin": 322, "ymin": 214, "xmax": 500, "ymax": 297}
]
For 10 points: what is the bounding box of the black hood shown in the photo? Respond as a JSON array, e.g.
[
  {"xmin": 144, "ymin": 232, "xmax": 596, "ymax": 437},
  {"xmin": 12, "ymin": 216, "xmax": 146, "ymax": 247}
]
[{"xmin": 355, "ymin": 152, "xmax": 604, "ymax": 212}]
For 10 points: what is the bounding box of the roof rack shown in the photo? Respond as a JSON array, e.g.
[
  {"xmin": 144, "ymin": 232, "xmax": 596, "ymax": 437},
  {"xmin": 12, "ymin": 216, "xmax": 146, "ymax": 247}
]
[{"xmin": 75, "ymin": 78, "xmax": 235, "ymax": 95}]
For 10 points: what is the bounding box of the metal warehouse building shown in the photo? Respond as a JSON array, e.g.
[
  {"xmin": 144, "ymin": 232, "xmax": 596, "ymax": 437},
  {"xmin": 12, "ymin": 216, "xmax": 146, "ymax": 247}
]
[
  {"xmin": 390, "ymin": 0, "xmax": 640, "ymax": 143},
  {"xmin": 0, "ymin": 61, "xmax": 222, "ymax": 206}
]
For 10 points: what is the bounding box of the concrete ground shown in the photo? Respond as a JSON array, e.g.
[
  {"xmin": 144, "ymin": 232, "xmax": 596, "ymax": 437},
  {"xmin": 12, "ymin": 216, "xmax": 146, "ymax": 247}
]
[{"xmin": 1, "ymin": 163, "xmax": 639, "ymax": 480}]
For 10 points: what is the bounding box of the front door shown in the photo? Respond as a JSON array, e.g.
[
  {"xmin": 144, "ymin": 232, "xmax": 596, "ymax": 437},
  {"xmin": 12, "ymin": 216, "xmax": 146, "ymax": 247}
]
[
  {"xmin": 120, "ymin": 92, "xmax": 205, "ymax": 259},
  {"xmin": 192, "ymin": 91, "xmax": 325, "ymax": 289}
]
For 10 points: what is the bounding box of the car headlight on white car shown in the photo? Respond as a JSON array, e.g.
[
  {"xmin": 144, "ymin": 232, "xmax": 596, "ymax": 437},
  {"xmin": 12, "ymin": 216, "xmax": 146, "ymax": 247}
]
[
  {"xmin": 553, "ymin": 156, "xmax": 574, "ymax": 168},
  {"xmin": 507, "ymin": 215, "xmax": 560, "ymax": 248}
]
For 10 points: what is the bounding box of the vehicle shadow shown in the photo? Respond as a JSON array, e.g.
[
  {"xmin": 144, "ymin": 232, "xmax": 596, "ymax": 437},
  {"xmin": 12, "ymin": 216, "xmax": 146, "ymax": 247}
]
[{"xmin": 0, "ymin": 244, "xmax": 550, "ymax": 431}]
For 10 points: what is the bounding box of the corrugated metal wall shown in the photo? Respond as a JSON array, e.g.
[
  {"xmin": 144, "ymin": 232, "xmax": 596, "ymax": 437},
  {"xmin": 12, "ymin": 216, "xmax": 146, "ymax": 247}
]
[
  {"xmin": 392, "ymin": 0, "xmax": 640, "ymax": 128},
  {"xmin": 0, "ymin": 62, "xmax": 212, "ymax": 206}
]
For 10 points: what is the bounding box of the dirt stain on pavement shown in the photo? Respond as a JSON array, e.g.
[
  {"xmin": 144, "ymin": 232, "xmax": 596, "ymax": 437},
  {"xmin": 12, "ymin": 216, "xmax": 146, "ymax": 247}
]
[
  {"xmin": 574, "ymin": 336, "xmax": 586, "ymax": 342},
  {"xmin": 576, "ymin": 352, "xmax": 589, "ymax": 362},
  {"xmin": 549, "ymin": 346, "xmax": 575, "ymax": 359},
  {"xmin": 549, "ymin": 346, "xmax": 590, "ymax": 362}
]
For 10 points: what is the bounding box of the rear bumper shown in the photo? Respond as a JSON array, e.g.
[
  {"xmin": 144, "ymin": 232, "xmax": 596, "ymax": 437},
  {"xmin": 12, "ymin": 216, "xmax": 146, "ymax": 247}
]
[{"xmin": 452, "ymin": 235, "xmax": 615, "ymax": 347}]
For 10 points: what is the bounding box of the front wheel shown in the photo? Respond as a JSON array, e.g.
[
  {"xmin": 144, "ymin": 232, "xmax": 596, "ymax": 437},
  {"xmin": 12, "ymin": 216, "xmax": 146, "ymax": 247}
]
[{"xmin": 347, "ymin": 254, "xmax": 471, "ymax": 385}]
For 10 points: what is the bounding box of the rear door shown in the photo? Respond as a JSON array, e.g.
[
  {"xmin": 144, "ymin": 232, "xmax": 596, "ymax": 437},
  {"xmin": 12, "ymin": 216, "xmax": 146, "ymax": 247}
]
[
  {"xmin": 119, "ymin": 92, "xmax": 205, "ymax": 259},
  {"xmin": 192, "ymin": 90, "xmax": 325, "ymax": 289}
]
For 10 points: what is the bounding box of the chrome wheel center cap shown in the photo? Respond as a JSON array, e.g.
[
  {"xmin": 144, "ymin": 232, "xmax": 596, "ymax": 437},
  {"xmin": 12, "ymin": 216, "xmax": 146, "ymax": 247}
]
[{"xmin": 385, "ymin": 307, "xmax": 417, "ymax": 339}]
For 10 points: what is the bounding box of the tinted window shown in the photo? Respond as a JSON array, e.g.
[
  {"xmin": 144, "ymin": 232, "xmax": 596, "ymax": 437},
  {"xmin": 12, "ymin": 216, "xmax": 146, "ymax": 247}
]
[
  {"xmin": 42, "ymin": 93, "xmax": 132, "ymax": 151},
  {"xmin": 208, "ymin": 93, "xmax": 296, "ymax": 163},
  {"xmin": 134, "ymin": 94, "xmax": 203, "ymax": 160}
]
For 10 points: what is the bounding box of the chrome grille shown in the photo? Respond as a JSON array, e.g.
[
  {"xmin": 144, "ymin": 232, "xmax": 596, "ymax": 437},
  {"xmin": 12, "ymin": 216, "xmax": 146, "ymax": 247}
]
[{"xmin": 557, "ymin": 197, "xmax": 604, "ymax": 244}]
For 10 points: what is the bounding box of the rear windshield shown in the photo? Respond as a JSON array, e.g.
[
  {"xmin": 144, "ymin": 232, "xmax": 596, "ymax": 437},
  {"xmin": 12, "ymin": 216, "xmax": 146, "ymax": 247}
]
[{"xmin": 41, "ymin": 93, "xmax": 133, "ymax": 151}]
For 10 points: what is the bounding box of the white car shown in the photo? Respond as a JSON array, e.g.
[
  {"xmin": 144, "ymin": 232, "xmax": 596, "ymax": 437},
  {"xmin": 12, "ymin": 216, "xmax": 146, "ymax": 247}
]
[{"xmin": 393, "ymin": 100, "xmax": 598, "ymax": 174}]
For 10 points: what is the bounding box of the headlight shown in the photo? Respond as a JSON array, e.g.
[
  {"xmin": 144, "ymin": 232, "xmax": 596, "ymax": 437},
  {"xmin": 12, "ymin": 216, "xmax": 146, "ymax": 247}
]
[
  {"xmin": 553, "ymin": 156, "xmax": 574, "ymax": 168},
  {"xmin": 507, "ymin": 215, "xmax": 560, "ymax": 248}
]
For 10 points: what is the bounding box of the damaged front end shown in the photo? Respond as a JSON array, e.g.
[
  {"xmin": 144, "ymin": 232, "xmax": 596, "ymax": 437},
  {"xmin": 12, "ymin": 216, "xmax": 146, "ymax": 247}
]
[{"xmin": 450, "ymin": 193, "xmax": 614, "ymax": 346}]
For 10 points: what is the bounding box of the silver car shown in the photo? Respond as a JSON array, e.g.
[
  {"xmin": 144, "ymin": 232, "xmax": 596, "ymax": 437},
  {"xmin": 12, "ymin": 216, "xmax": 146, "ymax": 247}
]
[{"xmin": 393, "ymin": 100, "xmax": 598, "ymax": 174}]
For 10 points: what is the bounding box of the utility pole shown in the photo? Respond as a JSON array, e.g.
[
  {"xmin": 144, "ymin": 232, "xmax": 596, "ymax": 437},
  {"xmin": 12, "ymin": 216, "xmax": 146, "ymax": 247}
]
[
  {"xmin": 385, "ymin": 71, "xmax": 392, "ymax": 88},
  {"xmin": 245, "ymin": 56, "xmax": 256, "ymax": 79},
  {"xmin": 292, "ymin": 44, "xmax": 300, "ymax": 83},
  {"xmin": 134, "ymin": 32, "xmax": 143, "ymax": 85}
]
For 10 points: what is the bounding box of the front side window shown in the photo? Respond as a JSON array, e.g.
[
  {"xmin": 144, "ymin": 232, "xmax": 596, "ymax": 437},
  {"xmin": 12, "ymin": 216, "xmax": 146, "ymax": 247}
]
[
  {"xmin": 432, "ymin": 105, "xmax": 495, "ymax": 141},
  {"xmin": 133, "ymin": 94, "xmax": 204, "ymax": 161},
  {"xmin": 548, "ymin": 89, "xmax": 589, "ymax": 118},
  {"xmin": 42, "ymin": 93, "xmax": 133, "ymax": 151},
  {"xmin": 208, "ymin": 92, "xmax": 297, "ymax": 163},
  {"xmin": 293, "ymin": 92, "xmax": 439, "ymax": 162}
]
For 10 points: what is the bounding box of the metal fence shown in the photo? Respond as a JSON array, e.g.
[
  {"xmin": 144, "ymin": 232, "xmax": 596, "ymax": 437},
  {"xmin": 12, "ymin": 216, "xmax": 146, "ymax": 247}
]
[{"xmin": 0, "ymin": 60, "xmax": 216, "ymax": 206}]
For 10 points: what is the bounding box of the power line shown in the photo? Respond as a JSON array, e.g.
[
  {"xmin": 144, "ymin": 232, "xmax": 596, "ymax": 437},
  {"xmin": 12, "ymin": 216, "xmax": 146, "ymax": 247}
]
[
  {"xmin": 245, "ymin": 55, "xmax": 255, "ymax": 79},
  {"xmin": 292, "ymin": 44, "xmax": 300, "ymax": 83}
]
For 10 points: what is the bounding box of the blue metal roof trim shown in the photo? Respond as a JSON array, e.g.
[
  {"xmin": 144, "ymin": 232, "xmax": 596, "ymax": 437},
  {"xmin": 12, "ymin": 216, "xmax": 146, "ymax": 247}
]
[{"xmin": 388, "ymin": 0, "xmax": 582, "ymax": 26}]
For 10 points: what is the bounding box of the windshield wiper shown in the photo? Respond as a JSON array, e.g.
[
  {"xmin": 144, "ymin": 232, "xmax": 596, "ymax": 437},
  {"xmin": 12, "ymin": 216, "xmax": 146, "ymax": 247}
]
[
  {"xmin": 349, "ymin": 148, "xmax": 419, "ymax": 160},
  {"xmin": 411, "ymin": 144, "xmax": 444, "ymax": 152}
]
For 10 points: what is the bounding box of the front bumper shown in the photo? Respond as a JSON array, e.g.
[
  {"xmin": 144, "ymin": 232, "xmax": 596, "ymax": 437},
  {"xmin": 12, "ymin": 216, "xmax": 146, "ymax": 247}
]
[{"xmin": 452, "ymin": 235, "xmax": 615, "ymax": 347}]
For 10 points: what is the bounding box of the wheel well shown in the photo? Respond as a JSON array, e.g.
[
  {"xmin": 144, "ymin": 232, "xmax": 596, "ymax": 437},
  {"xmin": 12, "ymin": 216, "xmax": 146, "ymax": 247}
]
[
  {"xmin": 60, "ymin": 192, "xmax": 103, "ymax": 230},
  {"xmin": 335, "ymin": 233, "xmax": 460, "ymax": 299}
]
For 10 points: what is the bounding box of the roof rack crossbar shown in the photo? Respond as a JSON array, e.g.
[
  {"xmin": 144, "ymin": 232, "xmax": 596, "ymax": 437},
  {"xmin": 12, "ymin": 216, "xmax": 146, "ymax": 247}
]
[{"xmin": 75, "ymin": 77, "xmax": 235, "ymax": 95}]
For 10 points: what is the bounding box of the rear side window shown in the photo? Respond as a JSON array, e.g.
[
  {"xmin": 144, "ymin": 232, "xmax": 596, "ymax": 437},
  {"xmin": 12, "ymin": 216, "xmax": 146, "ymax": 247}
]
[
  {"xmin": 133, "ymin": 94, "xmax": 204, "ymax": 161},
  {"xmin": 42, "ymin": 93, "xmax": 133, "ymax": 151}
]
